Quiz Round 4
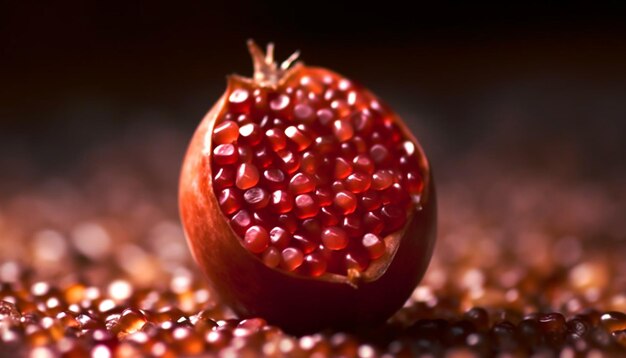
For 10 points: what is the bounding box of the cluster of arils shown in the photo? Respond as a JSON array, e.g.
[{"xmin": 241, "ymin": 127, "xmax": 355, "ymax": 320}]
[{"xmin": 211, "ymin": 69, "xmax": 424, "ymax": 278}]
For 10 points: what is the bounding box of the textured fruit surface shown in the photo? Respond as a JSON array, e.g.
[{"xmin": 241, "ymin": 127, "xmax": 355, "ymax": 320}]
[{"xmin": 179, "ymin": 41, "xmax": 436, "ymax": 333}]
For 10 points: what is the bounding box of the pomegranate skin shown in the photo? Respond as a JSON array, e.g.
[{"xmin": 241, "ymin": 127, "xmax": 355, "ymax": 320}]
[{"xmin": 179, "ymin": 63, "xmax": 436, "ymax": 334}]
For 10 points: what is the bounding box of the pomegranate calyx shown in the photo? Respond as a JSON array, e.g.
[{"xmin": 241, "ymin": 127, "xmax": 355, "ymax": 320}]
[{"xmin": 246, "ymin": 39, "xmax": 301, "ymax": 88}]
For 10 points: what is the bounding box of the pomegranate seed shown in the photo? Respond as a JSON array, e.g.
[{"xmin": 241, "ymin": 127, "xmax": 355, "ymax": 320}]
[
  {"xmin": 332, "ymin": 119, "xmax": 354, "ymax": 142},
  {"xmin": 270, "ymin": 94, "xmax": 291, "ymax": 114},
  {"xmin": 315, "ymin": 187, "xmax": 333, "ymax": 207},
  {"xmin": 342, "ymin": 214, "xmax": 363, "ymax": 238},
  {"xmin": 228, "ymin": 88, "xmax": 251, "ymax": 112},
  {"xmin": 352, "ymin": 110, "xmax": 374, "ymax": 135},
  {"xmin": 265, "ymin": 128, "xmax": 287, "ymax": 152},
  {"xmin": 285, "ymin": 126, "xmax": 312, "ymax": 151},
  {"xmin": 345, "ymin": 251, "xmax": 370, "ymax": 272},
  {"xmin": 239, "ymin": 123, "xmax": 262, "ymax": 146},
  {"xmin": 277, "ymin": 213, "xmax": 298, "ymax": 234},
  {"xmin": 405, "ymin": 172, "xmax": 424, "ymax": 195},
  {"xmin": 333, "ymin": 190, "xmax": 357, "ymax": 215},
  {"xmin": 269, "ymin": 190, "xmax": 293, "ymax": 214},
  {"xmin": 243, "ymin": 225, "xmax": 269, "ymax": 254},
  {"xmin": 304, "ymin": 253, "xmax": 327, "ymax": 277},
  {"xmin": 380, "ymin": 204, "xmax": 406, "ymax": 231},
  {"xmin": 238, "ymin": 145, "xmax": 253, "ymax": 163},
  {"xmin": 383, "ymin": 183, "xmax": 410, "ymax": 206},
  {"xmin": 331, "ymin": 180, "xmax": 345, "ymax": 192},
  {"xmin": 360, "ymin": 190, "xmax": 382, "ymax": 211},
  {"xmin": 243, "ymin": 187, "xmax": 270, "ymax": 209},
  {"xmin": 344, "ymin": 172, "xmax": 372, "ymax": 193},
  {"xmin": 362, "ymin": 211, "xmax": 384, "ymax": 234},
  {"xmin": 281, "ymin": 248, "xmax": 304, "ymax": 271},
  {"xmin": 293, "ymin": 103, "xmax": 315, "ymax": 123},
  {"xmin": 331, "ymin": 100, "xmax": 351, "ymax": 118},
  {"xmin": 318, "ymin": 206, "xmax": 340, "ymax": 227},
  {"xmin": 218, "ymin": 188, "xmax": 241, "ymax": 215},
  {"xmin": 370, "ymin": 144, "xmax": 390, "ymax": 164},
  {"xmin": 316, "ymin": 108, "xmax": 335, "ymax": 126},
  {"xmin": 262, "ymin": 168, "xmax": 285, "ymax": 189},
  {"xmin": 352, "ymin": 155, "xmax": 374, "ymax": 174},
  {"xmin": 253, "ymin": 209, "xmax": 274, "ymax": 227},
  {"xmin": 334, "ymin": 157, "xmax": 353, "ymax": 179},
  {"xmin": 352, "ymin": 136, "xmax": 368, "ymax": 154},
  {"xmin": 236, "ymin": 163, "xmax": 260, "ymax": 190},
  {"xmin": 289, "ymin": 173, "xmax": 315, "ymax": 194},
  {"xmin": 276, "ymin": 149, "xmax": 300, "ymax": 174},
  {"xmin": 321, "ymin": 227, "xmax": 349, "ymax": 250},
  {"xmin": 292, "ymin": 234, "xmax": 316, "ymax": 254},
  {"xmin": 402, "ymin": 140, "xmax": 416, "ymax": 156},
  {"xmin": 262, "ymin": 247, "xmax": 280, "ymax": 268},
  {"xmin": 301, "ymin": 218, "xmax": 322, "ymax": 239},
  {"xmin": 362, "ymin": 233, "xmax": 385, "ymax": 259},
  {"xmin": 269, "ymin": 227, "xmax": 291, "ymax": 249},
  {"xmin": 213, "ymin": 166, "xmax": 235, "ymax": 190},
  {"xmin": 230, "ymin": 210, "xmax": 252, "ymax": 236},
  {"xmin": 300, "ymin": 151, "xmax": 318, "ymax": 175},
  {"xmin": 213, "ymin": 144, "xmax": 239, "ymax": 165},
  {"xmin": 253, "ymin": 145, "xmax": 274, "ymax": 169},
  {"xmin": 236, "ymin": 113, "xmax": 251, "ymax": 125},
  {"xmin": 213, "ymin": 121, "xmax": 240, "ymax": 144},
  {"xmin": 294, "ymin": 194, "xmax": 319, "ymax": 219},
  {"xmin": 314, "ymin": 135, "xmax": 337, "ymax": 154},
  {"xmin": 371, "ymin": 170, "xmax": 393, "ymax": 190}
]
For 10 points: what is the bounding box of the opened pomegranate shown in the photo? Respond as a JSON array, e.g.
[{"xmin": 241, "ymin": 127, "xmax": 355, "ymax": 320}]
[{"xmin": 179, "ymin": 41, "xmax": 436, "ymax": 333}]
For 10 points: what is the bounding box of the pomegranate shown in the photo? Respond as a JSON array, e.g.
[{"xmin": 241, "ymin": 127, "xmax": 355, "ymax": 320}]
[{"xmin": 179, "ymin": 41, "xmax": 436, "ymax": 333}]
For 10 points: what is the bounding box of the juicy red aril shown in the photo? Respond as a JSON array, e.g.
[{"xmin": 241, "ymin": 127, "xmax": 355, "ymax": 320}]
[
  {"xmin": 243, "ymin": 225, "xmax": 270, "ymax": 254},
  {"xmin": 281, "ymin": 247, "xmax": 304, "ymax": 271},
  {"xmin": 265, "ymin": 128, "xmax": 287, "ymax": 151},
  {"xmin": 243, "ymin": 187, "xmax": 269, "ymax": 209},
  {"xmin": 262, "ymin": 247, "xmax": 280, "ymax": 268},
  {"xmin": 236, "ymin": 163, "xmax": 260, "ymax": 189},
  {"xmin": 213, "ymin": 121, "xmax": 240, "ymax": 144},
  {"xmin": 213, "ymin": 144, "xmax": 239, "ymax": 165},
  {"xmin": 362, "ymin": 233, "xmax": 385, "ymax": 259},
  {"xmin": 262, "ymin": 168, "xmax": 285, "ymax": 189},
  {"xmin": 344, "ymin": 172, "xmax": 372, "ymax": 193},
  {"xmin": 334, "ymin": 157, "xmax": 353, "ymax": 179},
  {"xmin": 214, "ymin": 166, "xmax": 235, "ymax": 190},
  {"xmin": 363, "ymin": 211, "xmax": 384, "ymax": 234},
  {"xmin": 342, "ymin": 214, "xmax": 363, "ymax": 238},
  {"xmin": 269, "ymin": 227, "xmax": 291, "ymax": 249},
  {"xmin": 210, "ymin": 63, "xmax": 426, "ymax": 277},
  {"xmin": 380, "ymin": 205, "xmax": 405, "ymax": 231},
  {"xmin": 289, "ymin": 173, "xmax": 315, "ymax": 194},
  {"xmin": 315, "ymin": 187, "xmax": 333, "ymax": 207},
  {"xmin": 304, "ymin": 253, "xmax": 327, "ymax": 277},
  {"xmin": 292, "ymin": 234, "xmax": 317, "ymax": 254},
  {"xmin": 270, "ymin": 190, "xmax": 292, "ymax": 213},
  {"xmin": 352, "ymin": 155, "xmax": 374, "ymax": 174},
  {"xmin": 285, "ymin": 126, "xmax": 312, "ymax": 151},
  {"xmin": 333, "ymin": 190, "xmax": 357, "ymax": 215},
  {"xmin": 371, "ymin": 170, "xmax": 393, "ymax": 190},
  {"xmin": 218, "ymin": 188, "xmax": 241, "ymax": 215},
  {"xmin": 239, "ymin": 123, "xmax": 262, "ymax": 146},
  {"xmin": 360, "ymin": 190, "xmax": 382, "ymax": 211},
  {"xmin": 333, "ymin": 120, "xmax": 354, "ymax": 142},
  {"xmin": 228, "ymin": 89, "xmax": 251, "ymax": 112},
  {"xmin": 230, "ymin": 210, "xmax": 252, "ymax": 236},
  {"xmin": 276, "ymin": 149, "xmax": 300, "ymax": 174},
  {"xmin": 294, "ymin": 194, "xmax": 319, "ymax": 219},
  {"xmin": 321, "ymin": 227, "xmax": 348, "ymax": 250}
]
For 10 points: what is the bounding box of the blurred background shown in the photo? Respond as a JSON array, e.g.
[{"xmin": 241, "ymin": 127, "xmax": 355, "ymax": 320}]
[{"xmin": 1, "ymin": 2, "xmax": 625, "ymax": 297}]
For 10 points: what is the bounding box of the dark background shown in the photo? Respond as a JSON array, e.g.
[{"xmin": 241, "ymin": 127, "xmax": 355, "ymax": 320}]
[{"xmin": 1, "ymin": 2, "xmax": 626, "ymax": 187}]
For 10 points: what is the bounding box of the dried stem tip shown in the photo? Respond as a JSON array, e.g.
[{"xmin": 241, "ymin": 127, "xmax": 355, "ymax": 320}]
[{"xmin": 247, "ymin": 39, "xmax": 300, "ymax": 87}]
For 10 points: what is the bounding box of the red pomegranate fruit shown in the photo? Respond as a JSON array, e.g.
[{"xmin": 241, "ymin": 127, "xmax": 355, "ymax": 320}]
[{"xmin": 179, "ymin": 41, "xmax": 436, "ymax": 334}]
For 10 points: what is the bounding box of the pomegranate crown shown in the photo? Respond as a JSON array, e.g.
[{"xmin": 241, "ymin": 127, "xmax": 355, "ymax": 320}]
[{"xmin": 247, "ymin": 40, "xmax": 301, "ymax": 87}]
